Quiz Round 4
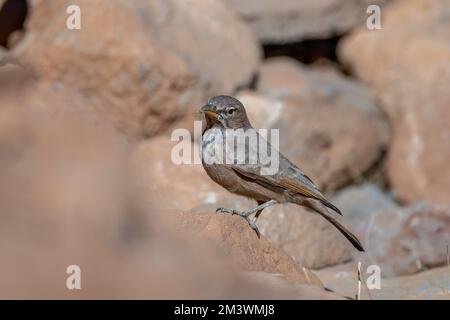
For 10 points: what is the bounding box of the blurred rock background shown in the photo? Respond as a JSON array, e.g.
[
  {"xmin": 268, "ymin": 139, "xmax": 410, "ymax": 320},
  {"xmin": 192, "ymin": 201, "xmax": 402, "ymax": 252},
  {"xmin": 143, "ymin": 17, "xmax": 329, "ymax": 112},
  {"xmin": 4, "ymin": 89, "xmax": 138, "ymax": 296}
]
[{"xmin": 0, "ymin": 0, "xmax": 448, "ymax": 299}]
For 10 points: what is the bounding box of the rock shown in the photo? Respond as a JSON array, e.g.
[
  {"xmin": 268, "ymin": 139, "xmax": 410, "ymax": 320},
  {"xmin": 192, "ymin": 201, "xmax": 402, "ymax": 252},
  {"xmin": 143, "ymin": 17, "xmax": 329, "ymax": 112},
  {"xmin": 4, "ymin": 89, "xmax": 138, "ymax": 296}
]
[
  {"xmin": 331, "ymin": 183, "xmax": 399, "ymax": 238},
  {"xmin": 332, "ymin": 183, "xmax": 398, "ymax": 219},
  {"xmin": 223, "ymin": 0, "xmax": 388, "ymax": 44},
  {"xmin": 173, "ymin": 212, "xmax": 323, "ymax": 287},
  {"xmin": 387, "ymin": 110, "xmax": 450, "ymax": 203},
  {"xmin": 256, "ymin": 57, "xmax": 309, "ymax": 99},
  {"xmin": 245, "ymin": 272, "xmax": 344, "ymax": 299},
  {"xmin": 0, "ymin": 63, "xmax": 107, "ymax": 135},
  {"xmin": 132, "ymin": 136, "xmax": 233, "ymax": 213},
  {"xmin": 0, "ymin": 50, "xmax": 33, "ymax": 98},
  {"xmin": 146, "ymin": 0, "xmax": 261, "ymax": 94},
  {"xmin": 0, "ymin": 0, "xmax": 27, "ymax": 48},
  {"xmin": 339, "ymin": 0, "xmax": 450, "ymax": 203},
  {"xmin": 14, "ymin": 0, "xmax": 260, "ymax": 138},
  {"xmin": 361, "ymin": 203, "xmax": 450, "ymax": 277},
  {"xmin": 317, "ymin": 262, "xmax": 450, "ymax": 300},
  {"xmin": 271, "ymin": 92, "xmax": 387, "ymax": 191},
  {"xmin": 234, "ymin": 90, "xmax": 285, "ymax": 129},
  {"xmin": 238, "ymin": 59, "xmax": 389, "ymax": 190},
  {"xmin": 339, "ymin": 0, "xmax": 450, "ymax": 119},
  {"xmin": 257, "ymin": 204, "xmax": 354, "ymax": 269}
]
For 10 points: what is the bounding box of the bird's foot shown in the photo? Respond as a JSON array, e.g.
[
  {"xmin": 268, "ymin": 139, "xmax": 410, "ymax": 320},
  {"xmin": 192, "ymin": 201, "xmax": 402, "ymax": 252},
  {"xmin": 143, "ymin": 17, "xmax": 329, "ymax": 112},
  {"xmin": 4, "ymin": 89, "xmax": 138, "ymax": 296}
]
[{"xmin": 215, "ymin": 207, "xmax": 260, "ymax": 238}]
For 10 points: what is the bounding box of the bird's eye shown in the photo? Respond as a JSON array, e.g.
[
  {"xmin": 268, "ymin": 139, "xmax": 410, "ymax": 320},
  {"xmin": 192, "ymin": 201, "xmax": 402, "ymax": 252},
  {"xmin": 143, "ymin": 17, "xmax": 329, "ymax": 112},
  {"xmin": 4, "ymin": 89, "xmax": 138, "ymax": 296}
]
[{"xmin": 227, "ymin": 108, "xmax": 236, "ymax": 115}]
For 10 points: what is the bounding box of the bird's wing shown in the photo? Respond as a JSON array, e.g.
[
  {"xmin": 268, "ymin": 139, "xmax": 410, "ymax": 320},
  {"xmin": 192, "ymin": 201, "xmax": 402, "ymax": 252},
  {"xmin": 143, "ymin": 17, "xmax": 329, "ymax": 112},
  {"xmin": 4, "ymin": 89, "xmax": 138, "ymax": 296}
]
[{"xmin": 230, "ymin": 153, "xmax": 342, "ymax": 215}]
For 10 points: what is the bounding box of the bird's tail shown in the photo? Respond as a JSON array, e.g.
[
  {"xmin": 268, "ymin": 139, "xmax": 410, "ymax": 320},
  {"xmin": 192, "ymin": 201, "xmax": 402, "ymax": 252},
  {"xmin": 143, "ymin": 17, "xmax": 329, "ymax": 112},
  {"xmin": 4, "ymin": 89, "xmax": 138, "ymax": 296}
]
[{"xmin": 304, "ymin": 199, "xmax": 365, "ymax": 252}]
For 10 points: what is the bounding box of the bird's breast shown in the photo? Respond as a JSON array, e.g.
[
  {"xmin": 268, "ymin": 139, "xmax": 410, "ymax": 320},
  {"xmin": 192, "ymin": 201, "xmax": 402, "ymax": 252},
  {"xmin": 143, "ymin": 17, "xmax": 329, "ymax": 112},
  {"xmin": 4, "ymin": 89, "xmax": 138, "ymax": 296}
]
[{"xmin": 201, "ymin": 127, "xmax": 225, "ymax": 165}]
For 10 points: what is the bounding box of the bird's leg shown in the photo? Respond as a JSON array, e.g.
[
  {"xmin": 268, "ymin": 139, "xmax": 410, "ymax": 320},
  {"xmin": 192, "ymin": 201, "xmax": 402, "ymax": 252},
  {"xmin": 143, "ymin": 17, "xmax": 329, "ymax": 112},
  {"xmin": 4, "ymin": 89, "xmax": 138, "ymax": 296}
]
[
  {"xmin": 252, "ymin": 206, "xmax": 264, "ymax": 223},
  {"xmin": 239, "ymin": 200, "xmax": 276, "ymax": 218},
  {"xmin": 246, "ymin": 200, "xmax": 275, "ymax": 237},
  {"xmin": 216, "ymin": 200, "xmax": 275, "ymax": 217},
  {"xmin": 247, "ymin": 207, "xmax": 264, "ymax": 238},
  {"xmin": 216, "ymin": 200, "xmax": 276, "ymax": 238}
]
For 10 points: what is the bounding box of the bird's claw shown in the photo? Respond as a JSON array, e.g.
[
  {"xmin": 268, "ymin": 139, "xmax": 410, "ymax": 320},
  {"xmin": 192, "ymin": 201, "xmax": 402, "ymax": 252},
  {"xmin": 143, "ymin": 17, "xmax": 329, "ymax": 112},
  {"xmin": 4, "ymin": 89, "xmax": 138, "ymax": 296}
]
[
  {"xmin": 216, "ymin": 207, "xmax": 252, "ymax": 217},
  {"xmin": 215, "ymin": 207, "xmax": 239, "ymax": 215},
  {"xmin": 216, "ymin": 207, "xmax": 260, "ymax": 238},
  {"xmin": 215, "ymin": 207, "xmax": 260, "ymax": 238},
  {"xmin": 247, "ymin": 217, "xmax": 261, "ymax": 238}
]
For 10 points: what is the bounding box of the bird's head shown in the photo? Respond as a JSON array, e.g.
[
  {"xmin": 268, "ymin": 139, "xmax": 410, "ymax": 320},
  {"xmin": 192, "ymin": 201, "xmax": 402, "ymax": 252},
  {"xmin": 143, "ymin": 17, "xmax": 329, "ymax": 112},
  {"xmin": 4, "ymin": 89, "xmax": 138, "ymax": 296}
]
[{"xmin": 201, "ymin": 95, "xmax": 251, "ymax": 129}]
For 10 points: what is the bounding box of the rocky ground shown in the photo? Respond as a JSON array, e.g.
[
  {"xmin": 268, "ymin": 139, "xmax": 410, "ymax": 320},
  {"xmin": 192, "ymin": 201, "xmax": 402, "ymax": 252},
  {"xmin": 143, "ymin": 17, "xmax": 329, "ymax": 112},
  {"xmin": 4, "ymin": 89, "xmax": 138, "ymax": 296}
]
[{"xmin": 0, "ymin": 0, "xmax": 449, "ymax": 299}]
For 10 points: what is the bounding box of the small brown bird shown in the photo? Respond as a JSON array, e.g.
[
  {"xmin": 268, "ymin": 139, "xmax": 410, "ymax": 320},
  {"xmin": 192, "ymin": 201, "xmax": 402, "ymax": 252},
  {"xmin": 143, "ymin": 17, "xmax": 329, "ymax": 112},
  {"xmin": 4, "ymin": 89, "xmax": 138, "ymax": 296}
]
[{"xmin": 201, "ymin": 95, "xmax": 364, "ymax": 251}]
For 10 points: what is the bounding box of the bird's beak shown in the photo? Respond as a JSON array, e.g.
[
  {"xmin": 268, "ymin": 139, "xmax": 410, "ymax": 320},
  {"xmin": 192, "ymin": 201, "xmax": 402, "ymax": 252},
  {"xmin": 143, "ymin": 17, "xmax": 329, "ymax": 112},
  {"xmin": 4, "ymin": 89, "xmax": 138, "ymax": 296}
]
[{"xmin": 201, "ymin": 105, "xmax": 219, "ymax": 118}]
